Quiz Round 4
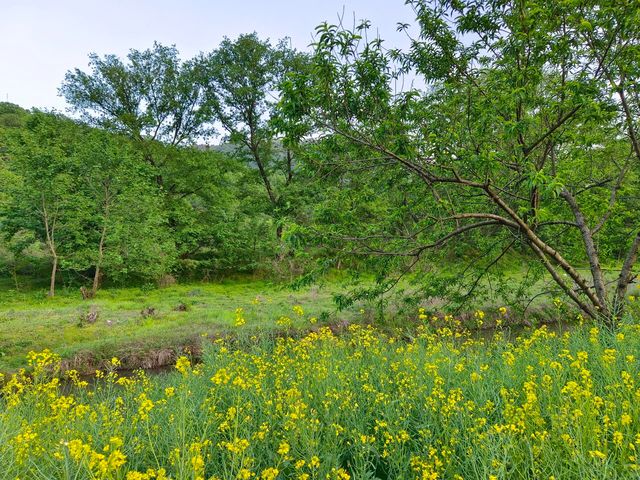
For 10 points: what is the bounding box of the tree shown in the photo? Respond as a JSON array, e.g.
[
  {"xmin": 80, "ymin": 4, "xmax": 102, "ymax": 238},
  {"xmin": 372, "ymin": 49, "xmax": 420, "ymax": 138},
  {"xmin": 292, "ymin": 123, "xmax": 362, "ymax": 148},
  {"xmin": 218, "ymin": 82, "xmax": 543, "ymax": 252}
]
[
  {"xmin": 72, "ymin": 130, "xmax": 175, "ymax": 293},
  {"xmin": 2, "ymin": 113, "xmax": 86, "ymax": 296},
  {"xmin": 1, "ymin": 113, "xmax": 177, "ymax": 294},
  {"xmin": 0, "ymin": 102, "xmax": 28, "ymax": 129},
  {"xmin": 60, "ymin": 42, "xmax": 215, "ymax": 186},
  {"xmin": 280, "ymin": 0, "xmax": 640, "ymax": 325},
  {"xmin": 60, "ymin": 44, "xmax": 250, "ymax": 269},
  {"xmin": 207, "ymin": 33, "xmax": 305, "ymax": 238}
]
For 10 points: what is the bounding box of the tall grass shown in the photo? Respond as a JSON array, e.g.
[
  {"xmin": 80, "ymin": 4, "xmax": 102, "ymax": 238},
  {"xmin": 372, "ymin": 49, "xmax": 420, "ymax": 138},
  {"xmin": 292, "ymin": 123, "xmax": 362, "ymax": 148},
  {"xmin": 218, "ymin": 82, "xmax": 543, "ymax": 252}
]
[{"xmin": 2, "ymin": 316, "xmax": 640, "ymax": 479}]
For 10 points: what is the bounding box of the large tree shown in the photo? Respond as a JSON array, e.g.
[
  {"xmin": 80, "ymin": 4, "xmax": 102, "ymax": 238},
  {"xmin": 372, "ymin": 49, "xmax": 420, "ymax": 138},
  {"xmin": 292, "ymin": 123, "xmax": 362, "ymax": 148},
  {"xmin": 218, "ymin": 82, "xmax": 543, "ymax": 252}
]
[
  {"xmin": 1, "ymin": 113, "xmax": 176, "ymax": 294},
  {"xmin": 59, "ymin": 44, "xmax": 261, "ymax": 270},
  {"xmin": 60, "ymin": 42, "xmax": 215, "ymax": 187},
  {"xmin": 280, "ymin": 0, "xmax": 640, "ymax": 324},
  {"xmin": 207, "ymin": 33, "xmax": 306, "ymax": 238}
]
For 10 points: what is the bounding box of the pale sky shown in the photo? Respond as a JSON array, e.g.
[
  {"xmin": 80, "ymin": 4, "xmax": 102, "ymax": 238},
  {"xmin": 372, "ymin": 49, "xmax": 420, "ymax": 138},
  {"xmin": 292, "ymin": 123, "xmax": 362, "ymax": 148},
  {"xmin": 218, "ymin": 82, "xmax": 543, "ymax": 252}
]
[{"xmin": 1, "ymin": 0, "xmax": 416, "ymax": 111}]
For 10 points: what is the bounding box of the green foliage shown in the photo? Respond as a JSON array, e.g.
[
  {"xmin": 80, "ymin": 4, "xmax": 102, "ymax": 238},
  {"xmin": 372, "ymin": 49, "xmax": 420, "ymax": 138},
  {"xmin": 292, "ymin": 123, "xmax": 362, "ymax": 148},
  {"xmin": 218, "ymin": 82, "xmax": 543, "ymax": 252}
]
[
  {"xmin": 206, "ymin": 34, "xmax": 309, "ymax": 237},
  {"xmin": 278, "ymin": 0, "xmax": 640, "ymax": 322},
  {"xmin": 3, "ymin": 4, "xmax": 640, "ymax": 321},
  {"xmin": 0, "ymin": 113, "xmax": 176, "ymax": 288},
  {"xmin": 0, "ymin": 102, "xmax": 28, "ymax": 129},
  {"xmin": 60, "ymin": 42, "xmax": 214, "ymax": 145}
]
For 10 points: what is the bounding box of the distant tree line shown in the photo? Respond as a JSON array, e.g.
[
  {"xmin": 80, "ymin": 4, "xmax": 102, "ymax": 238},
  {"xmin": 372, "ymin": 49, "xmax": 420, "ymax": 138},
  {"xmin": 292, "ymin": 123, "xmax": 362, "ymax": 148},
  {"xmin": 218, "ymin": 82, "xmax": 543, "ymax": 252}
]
[{"xmin": 0, "ymin": 34, "xmax": 314, "ymax": 296}]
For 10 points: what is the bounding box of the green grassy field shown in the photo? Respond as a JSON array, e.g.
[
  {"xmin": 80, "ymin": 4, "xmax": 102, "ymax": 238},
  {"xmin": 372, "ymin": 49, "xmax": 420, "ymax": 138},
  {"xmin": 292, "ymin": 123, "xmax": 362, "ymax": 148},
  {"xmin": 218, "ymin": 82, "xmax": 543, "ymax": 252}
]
[
  {"xmin": 1, "ymin": 268, "xmax": 634, "ymax": 374},
  {"xmin": 0, "ymin": 278, "xmax": 353, "ymax": 373}
]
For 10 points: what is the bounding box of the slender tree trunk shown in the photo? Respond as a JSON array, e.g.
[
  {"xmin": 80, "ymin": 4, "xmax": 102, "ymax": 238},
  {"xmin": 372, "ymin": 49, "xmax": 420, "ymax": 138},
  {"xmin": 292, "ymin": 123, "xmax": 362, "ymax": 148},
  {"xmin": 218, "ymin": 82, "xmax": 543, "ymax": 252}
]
[
  {"xmin": 250, "ymin": 147, "xmax": 283, "ymax": 241},
  {"xmin": 615, "ymin": 231, "xmax": 640, "ymax": 314},
  {"xmin": 92, "ymin": 189, "xmax": 110, "ymax": 295},
  {"xmin": 253, "ymin": 149, "xmax": 277, "ymax": 205},
  {"xmin": 49, "ymin": 254, "xmax": 57, "ymax": 297},
  {"xmin": 42, "ymin": 195, "xmax": 58, "ymax": 298},
  {"xmin": 92, "ymin": 225, "xmax": 107, "ymax": 295},
  {"xmin": 12, "ymin": 265, "xmax": 20, "ymax": 292},
  {"xmin": 560, "ymin": 189, "xmax": 609, "ymax": 314},
  {"xmin": 91, "ymin": 249, "xmax": 102, "ymax": 295},
  {"xmin": 92, "ymin": 263, "xmax": 102, "ymax": 295}
]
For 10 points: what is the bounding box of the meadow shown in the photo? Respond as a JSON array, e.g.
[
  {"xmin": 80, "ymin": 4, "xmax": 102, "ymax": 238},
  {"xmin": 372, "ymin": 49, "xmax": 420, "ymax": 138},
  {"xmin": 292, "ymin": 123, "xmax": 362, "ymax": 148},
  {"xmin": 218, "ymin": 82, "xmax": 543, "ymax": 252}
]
[
  {"xmin": 2, "ymin": 312, "xmax": 640, "ymax": 479},
  {"xmin": 3, "ymin": 0, "xmax": 640, "ymax": 478},
  {"xmin": 0, "ymin": 279, "xmax": 350, "ymax": 373}
]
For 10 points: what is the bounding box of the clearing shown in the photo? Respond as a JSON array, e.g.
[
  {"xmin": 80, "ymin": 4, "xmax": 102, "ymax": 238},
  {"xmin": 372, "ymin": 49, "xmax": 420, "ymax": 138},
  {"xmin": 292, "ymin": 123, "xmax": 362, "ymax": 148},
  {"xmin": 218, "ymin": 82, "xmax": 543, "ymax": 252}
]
[{"xmin": 0, "ymin": 278, "xmax": 351, "ymax": 373}]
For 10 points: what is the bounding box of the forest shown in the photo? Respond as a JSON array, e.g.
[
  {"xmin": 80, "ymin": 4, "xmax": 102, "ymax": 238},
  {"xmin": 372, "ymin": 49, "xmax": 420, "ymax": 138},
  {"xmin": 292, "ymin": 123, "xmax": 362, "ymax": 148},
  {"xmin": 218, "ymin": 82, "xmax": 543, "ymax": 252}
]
[{"xmin": 2, "ymin": 1, "xmax": 640, "ymax": 478}]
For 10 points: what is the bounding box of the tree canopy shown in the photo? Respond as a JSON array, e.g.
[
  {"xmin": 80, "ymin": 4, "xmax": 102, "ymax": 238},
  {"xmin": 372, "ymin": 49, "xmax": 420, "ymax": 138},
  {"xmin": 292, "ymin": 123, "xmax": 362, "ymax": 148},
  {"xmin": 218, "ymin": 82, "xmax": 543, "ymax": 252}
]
[{"xmin": 278, "ymin": 0, "xmax": 640, "ymax": 323}]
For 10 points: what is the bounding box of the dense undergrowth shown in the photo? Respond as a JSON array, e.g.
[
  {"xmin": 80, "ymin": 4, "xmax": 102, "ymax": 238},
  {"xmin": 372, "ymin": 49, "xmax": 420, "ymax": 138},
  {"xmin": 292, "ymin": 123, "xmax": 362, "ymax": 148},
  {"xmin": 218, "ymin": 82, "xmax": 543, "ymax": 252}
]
[{"xmin": 2, "ymin": 313, "xmax": 640, "ymax": 479}]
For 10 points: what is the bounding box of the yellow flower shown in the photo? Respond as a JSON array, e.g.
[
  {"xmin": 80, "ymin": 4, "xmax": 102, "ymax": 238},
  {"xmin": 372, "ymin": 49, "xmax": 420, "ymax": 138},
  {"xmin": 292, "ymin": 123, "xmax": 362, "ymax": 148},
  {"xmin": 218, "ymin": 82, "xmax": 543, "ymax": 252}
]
[
  {"xmin": 137, "ymin": 393, "xmax": 155, "ymax": 420},
  {"xmin": 330, "ymin": 468, "xmax": 351, "ymax": 480},
  {"xmin": 277, "ymin": 440, "xmax": 290, "ymax": 456},
  {"xmin": 502, "ymin": 351, "xmax": 515, "ymax": 366},
  {"xmin": 261, "ymin": 468, "xmax": 279, "ymax": 480},
  {"xmin": 235, "ymin": 307, "xmax": 246, "ymax": 326},
  {"xmin": 238, "ymin": 468, "xmax": 253, "ymax": 479},
  {"xmin": 175, "ymin": 356, "xmax": 192, "ymax": 375},
  {"xmin": 221, "ymin": 437, "xmax": 250, "ymax": 454},
  {"xmin": 602, "ymin": 349, "xmax": 617, "ymax": 364},
  {"xmin": 613, "ymin": 431, "xmax": 624, "ymax": 447},
  {"xmin": 12, "ymin": 426, "xmax": 41, "ymax": 464}
]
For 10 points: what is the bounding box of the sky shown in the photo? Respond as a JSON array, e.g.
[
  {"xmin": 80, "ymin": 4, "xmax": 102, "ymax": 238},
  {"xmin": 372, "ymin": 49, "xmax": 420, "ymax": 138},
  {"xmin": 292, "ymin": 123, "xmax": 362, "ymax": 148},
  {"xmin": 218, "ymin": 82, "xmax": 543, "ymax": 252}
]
[{"xmin": 1, "ymin": 0, "xmax": 417, "ymax": 111}]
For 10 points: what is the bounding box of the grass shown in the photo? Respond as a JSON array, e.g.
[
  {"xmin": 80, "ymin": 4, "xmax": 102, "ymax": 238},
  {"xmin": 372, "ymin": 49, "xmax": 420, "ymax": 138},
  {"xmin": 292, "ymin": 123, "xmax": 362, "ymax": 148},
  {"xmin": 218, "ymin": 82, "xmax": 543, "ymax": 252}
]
[
  {"xmin": 0, "ymin": 278, "xmax": 354, "ymax": 373},
  {"xmin": 1, "ymin": 265, "xmax": 634, "ymax": 374},
  {"xmin": 2, "ymin": 317, "xmax": 640, "ymax": 479}
]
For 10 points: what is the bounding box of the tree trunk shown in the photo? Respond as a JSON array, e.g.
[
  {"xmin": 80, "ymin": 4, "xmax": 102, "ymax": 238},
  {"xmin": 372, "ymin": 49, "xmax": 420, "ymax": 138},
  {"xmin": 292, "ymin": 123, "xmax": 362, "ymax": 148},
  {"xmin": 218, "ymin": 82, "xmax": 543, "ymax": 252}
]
[
  {"xmin": 12, "ymin": 265, "xmax": 20, "ymax": 292},
  {"xmin": 49, "ymin": 255, "xmax": 57, "ymax": 297},
  {"xmin": 485, "ymin": 185, "xmax": 605, "ymax": 314},
  {"xmin": 560, "ymin": 189, "xmax": 609, "ymax": 315},
  {"xmin": 614, "ymin": 231, "xmax": 640, "ymax": 316},
  {"xmin": 42, "ymin": 195, "xmax": 58, "ymax": 298},
  {"xmin": 92, "ymin": 223, "xmax": 108, "ymax": 295},
  {"xmin": 92, "ymin": 265, "xmax": 102, "ymax": 295}
]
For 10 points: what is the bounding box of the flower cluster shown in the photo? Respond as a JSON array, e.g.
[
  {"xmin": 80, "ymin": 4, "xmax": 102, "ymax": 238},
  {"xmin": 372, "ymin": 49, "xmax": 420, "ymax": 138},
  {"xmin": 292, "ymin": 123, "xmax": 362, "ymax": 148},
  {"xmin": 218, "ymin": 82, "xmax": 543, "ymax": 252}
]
[{"xmin": 2, "ymin": 318, "xmax": 640, "ymax": 479}]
